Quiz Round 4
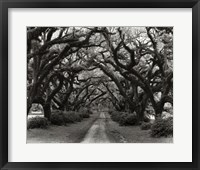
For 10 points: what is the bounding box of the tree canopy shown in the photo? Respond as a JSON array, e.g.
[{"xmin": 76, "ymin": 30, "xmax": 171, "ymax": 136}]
[{"xmin": 27, "ymin": 26, "xmax": 173, "ymax": 121}]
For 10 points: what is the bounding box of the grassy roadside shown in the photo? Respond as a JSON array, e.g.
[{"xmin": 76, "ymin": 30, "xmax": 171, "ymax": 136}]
[
  {"xmin": 105, "ymin": 112, "xmax": 173, "ymax": 143},
  {"xmin": 27, "ymin": 111, "xmax": 100, "ymax": 143}
]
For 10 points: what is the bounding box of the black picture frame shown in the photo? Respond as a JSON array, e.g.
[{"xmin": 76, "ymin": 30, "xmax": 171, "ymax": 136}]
[{"xmin": 0, "ymin": 0, "xmax": 199, "ymax": 169}]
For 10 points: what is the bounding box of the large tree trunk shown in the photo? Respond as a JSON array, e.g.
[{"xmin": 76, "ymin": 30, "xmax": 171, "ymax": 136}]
[
  {"xmin": 27, "ymin": 104, "xmax": 32, "ymax": 115},
  {"xmin": 137, "ymin": 96, "xmax": 148, "ymax": 122},
  {"xmin": 27, "ymin": 81, "xmax": 41, "ymax": 115},
  {"xmin": 155, "ymin": 102, "xmax": 163, "ymax": 119},
  {"xmin": 43, "ymin": 103, "xmax": 51, "ymax": 120}
]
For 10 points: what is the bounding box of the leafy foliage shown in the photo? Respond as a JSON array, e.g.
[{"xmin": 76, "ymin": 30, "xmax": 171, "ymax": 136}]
[
  {"xmin": 50, "ymin": 111, "xmax": 65, "ymax": 125},
  {"xmin": 110, "ymin": 111, "xmax": 123, "ymax": 122},
  {"xmin": 63, "ymin": 111, "xmax": 83, "ymax": 123},
  {"xmin": 50, "ymin": 110, "xmax": 91, "ymax": 126},
  {"xmin": 110, "ymin": 111, "xmax": 138, "ymax": 126},
  {"xmin": 140, "ymin": 122, "xmax": 152, "ymax": 130},
  {"xmin": 27, "ymin": 26, "xmax": 173, "ymax": 126},
  {"xmin": 119, "ymin": 113, "xmax": 138, "ymax": 126},
  {"xmin": 27, "ymin": 117, "xmax": 48, "ymax": 129},
  {"xmin": 150, "ymin": 117, "xmax": 173, "ymax": 137},
  {"xmin": 79, "ymin": 108, "xmax": 92, "ymax": 117}
]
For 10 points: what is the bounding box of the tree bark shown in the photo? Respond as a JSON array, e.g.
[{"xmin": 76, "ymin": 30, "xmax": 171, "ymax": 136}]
[{"xmin": 43, "ymin": 103, "xmax": 51, "ymax": 120}]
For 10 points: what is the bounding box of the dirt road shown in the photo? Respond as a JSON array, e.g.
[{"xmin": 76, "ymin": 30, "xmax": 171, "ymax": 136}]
[{"xmin": 81, "ymin": 112, "xmax": 111, "ymax": 143}]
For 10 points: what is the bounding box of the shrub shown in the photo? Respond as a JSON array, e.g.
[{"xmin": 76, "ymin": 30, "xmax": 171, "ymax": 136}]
[
  {"xmin": 79, "ymin": 108, "xmax": 91, "ymax": 118},
  {"xmin": 79, "ymin": 112, "xmax": 90, "ymax": 118},
  {"xmin": 140, "ymin": 122, "xmax": 152, "ymax": 130},
  {"xmin": 50, "ymin": 112, "xmax": 65, "ymax": 125},
  {"xmin": 63, "ymin": 111, "xmax": 83, "ymax": 123},
  {"xmin": 119, "ymin": 113, "xmax": 138, "ymax": 126},
  {"xmin": 79, "ymin": 108, "xmax": 93, "ymax": 115},
  {"xmin": 52, "ymin": 110, "xmax": 63, "ymax": 114},
  {"xmin": 150, "ymin": 117, "xmax": 173, "ymax": 137},
  {"xmin": 27, "ymin": 116, "xmax": 48, "ymax": 129},
  {"xmin": 110, "ymin": 111, "xmax": 122, "ymax": 122},
  {"xmin": 108, "ymin": 110, "xmax": 114, "ymax": 115},
  {"xmin": 50, "ymin": 111, "xmax": 84, "ymax": 125},
  {"xmin": 110, "ymin": 111, "xmax": 138, "ymax": 126},
  {"xmin": 72, "ymin": 112, "xmax": 83, "ymax": 122},
  {"xmin": 87, "ymin": 109, "xmax": 93, "ymax": 115}
]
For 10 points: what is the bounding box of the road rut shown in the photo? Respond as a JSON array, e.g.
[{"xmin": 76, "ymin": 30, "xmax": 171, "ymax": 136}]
[{"xmin": 81, "ymin": 112, "xmax": 110, "ymax": 143}]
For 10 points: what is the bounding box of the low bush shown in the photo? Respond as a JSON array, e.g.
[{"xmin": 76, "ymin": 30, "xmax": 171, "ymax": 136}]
[
  {"xmin": 140, "ymin": 122, "xmax": 152, "ymax": 130},
  {"xmin": 63, "ymin": 111, "xmax": 83, "ymax": 123},
  {"xmin": 27, "ymin": 116, "xmax": 48, "ymax": 129},
  {"xmin": 79, "ymin": 108, "xmax": 93, "ymax": 115},
  {"xmin": 79, "ymin": 112, "xmax": 90, "ymax": 118},
  {"xmin": 110, "ymin": 111, "xmax": 138, "ymax": 126},
  {"xmin": 87, "ymin": 109, "xmax": 93, "ymax": 115},
  {"xmin": 50, "ymin": 112, "xmax": 65, "ymax": 125},
  {"xmin": 74, "ymin": 114, "xmax": 83, "ymax": 121},
  {"xmin": 110, "ymin": 111, "xmax": 122, "ymax": 122},
  {"xmin": 50, "ymin": 111, "xmax": 83, "ymax": 125},
  {"xmin": 119, "ymin": 113, "xmax": 138, "ymax": 126},
  {"xmin": 150, "ymin": 117, "xmax": 173, "ymax": 137},
  {"xmin": 108, "ymin": 110, "xmax": 114, "ymax": 115}
]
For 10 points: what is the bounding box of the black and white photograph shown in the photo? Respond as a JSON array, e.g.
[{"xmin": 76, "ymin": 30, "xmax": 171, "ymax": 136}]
[{"xmin": 27, "ymin": 26, "xmax": 173, "ymax": 143}]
